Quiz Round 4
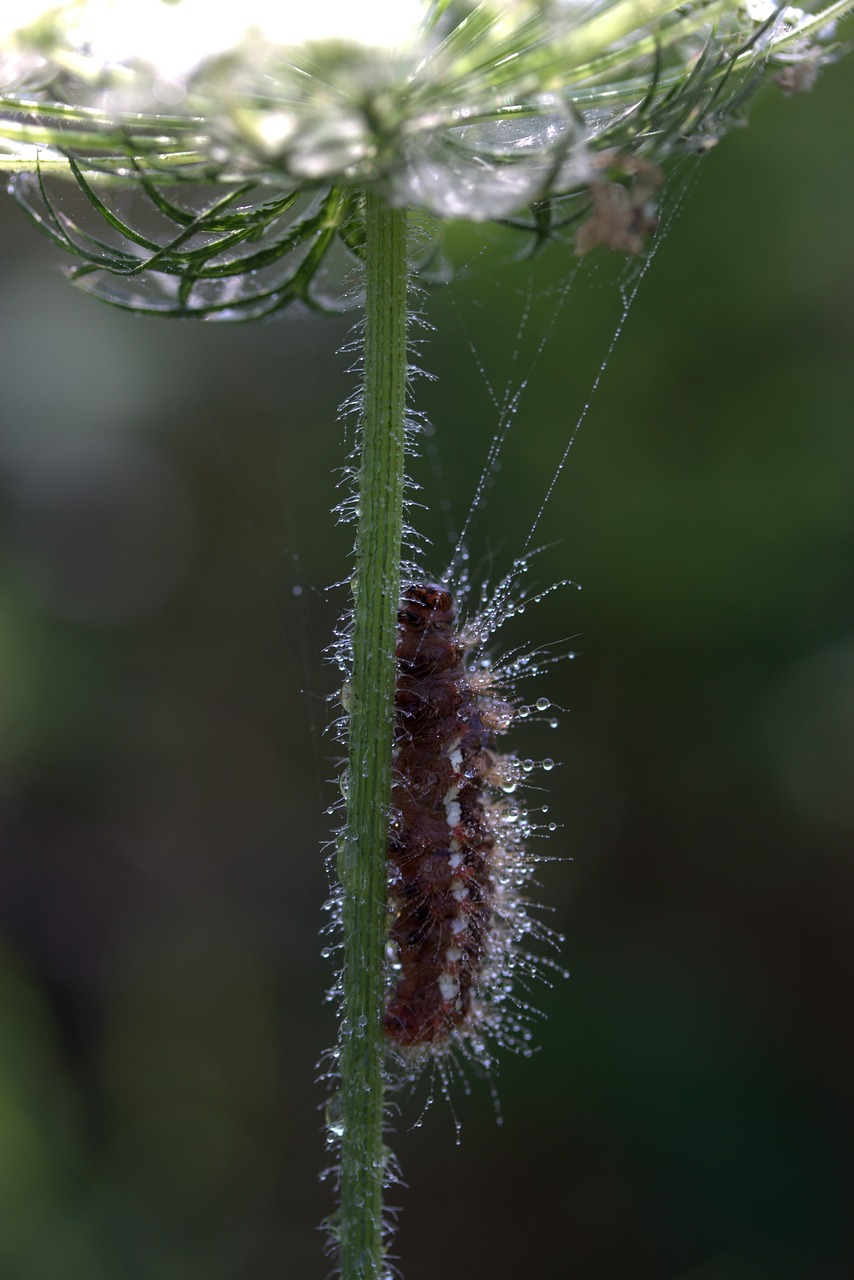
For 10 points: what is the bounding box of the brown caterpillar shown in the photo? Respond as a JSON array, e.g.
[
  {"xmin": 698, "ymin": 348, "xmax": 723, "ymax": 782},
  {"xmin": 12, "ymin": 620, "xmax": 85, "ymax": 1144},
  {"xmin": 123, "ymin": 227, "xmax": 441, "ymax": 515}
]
[{"xmin": 384, "ymin": 582, "xmax": 527, "ymax": 1054}]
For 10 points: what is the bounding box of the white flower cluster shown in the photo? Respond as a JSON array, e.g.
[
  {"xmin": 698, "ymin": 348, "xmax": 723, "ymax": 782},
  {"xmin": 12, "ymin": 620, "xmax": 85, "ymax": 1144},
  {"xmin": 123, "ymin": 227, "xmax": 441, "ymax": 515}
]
[
  {"xmin": 1, "ymin": 0, "xmax": 846, "ymax": 220},
  {"xmin": 0, "ymin": 0, "xmax": 430, "ymax": 124},
  {"xmin": 3, "ymin": 0, "xmax": 427, "ymax": 73},
  {"xmin": 2, "ymin": 0, "xmax": 589, "ymax": 218}
]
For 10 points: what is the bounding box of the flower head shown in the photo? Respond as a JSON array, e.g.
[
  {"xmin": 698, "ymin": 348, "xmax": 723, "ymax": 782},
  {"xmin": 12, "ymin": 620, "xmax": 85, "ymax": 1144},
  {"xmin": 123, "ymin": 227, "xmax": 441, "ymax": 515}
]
[{"xmin": 1, "ymin": 0, "xmax": 847, "ymax": 317}]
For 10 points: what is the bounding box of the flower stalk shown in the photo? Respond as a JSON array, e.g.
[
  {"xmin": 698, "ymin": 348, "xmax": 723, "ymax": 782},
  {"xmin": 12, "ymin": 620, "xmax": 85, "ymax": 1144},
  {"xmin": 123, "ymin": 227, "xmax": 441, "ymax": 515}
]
[{"xmin": 335, "ymin": 192, "xmax": 409, "ymax": 1280}]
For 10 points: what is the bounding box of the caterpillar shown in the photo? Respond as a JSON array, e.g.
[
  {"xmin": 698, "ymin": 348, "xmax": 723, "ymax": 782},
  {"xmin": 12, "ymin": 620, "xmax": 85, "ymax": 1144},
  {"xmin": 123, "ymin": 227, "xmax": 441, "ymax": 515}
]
[{"xmin": 384, "ymin": 579, "xmax": 556, "ymax": 1063}]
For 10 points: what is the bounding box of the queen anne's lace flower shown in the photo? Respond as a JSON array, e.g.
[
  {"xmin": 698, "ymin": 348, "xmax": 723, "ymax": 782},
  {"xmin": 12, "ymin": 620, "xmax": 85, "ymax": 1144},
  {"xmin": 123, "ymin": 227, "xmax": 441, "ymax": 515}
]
[{"xmin": 0, "ymin": 0, "xmax": 846, "ymax": 317}]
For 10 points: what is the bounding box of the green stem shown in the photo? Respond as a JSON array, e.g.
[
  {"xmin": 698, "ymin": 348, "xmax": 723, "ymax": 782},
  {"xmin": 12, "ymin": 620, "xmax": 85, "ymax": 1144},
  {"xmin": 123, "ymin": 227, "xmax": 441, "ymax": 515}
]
[{"xmin": 337, "ymin": 193, "xmax": 408, "ymax": 1280}]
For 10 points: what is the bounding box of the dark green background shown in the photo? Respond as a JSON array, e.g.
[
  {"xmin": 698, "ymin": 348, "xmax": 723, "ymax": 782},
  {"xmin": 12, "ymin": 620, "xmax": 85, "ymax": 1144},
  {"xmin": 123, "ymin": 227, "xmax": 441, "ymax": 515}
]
[{"xmin": 1, "ymin": 58, "xmax": 852, "ymax": 1280}]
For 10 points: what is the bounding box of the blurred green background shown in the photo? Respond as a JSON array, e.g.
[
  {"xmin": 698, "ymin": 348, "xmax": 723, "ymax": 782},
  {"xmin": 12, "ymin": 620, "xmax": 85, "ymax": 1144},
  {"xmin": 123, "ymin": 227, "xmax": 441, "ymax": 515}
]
[{"xmin": 1, "ymin": 59, "xmax": 852, "ymax": 1280}]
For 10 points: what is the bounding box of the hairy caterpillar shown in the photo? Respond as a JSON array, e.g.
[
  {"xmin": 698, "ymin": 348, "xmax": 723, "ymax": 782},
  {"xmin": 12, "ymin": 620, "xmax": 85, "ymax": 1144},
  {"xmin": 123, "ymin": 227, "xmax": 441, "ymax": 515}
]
[{"xmin": 383, "ymin": 577, "xmax": 565, "ymax": 1067}]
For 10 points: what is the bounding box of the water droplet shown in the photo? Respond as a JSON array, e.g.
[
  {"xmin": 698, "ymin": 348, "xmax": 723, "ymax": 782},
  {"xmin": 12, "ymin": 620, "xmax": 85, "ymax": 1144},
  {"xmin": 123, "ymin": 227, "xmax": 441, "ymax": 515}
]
[
  {"xmin": 326, "ymin": 1093, "xmax": 345, "ymax": 1137},
  {"xmin": 542, "ymin": 758, "xmax": 555, "ymax": 771},
  {"xmin": 535, "ymin": 697, "xmax": 550, "ymax": 711}
]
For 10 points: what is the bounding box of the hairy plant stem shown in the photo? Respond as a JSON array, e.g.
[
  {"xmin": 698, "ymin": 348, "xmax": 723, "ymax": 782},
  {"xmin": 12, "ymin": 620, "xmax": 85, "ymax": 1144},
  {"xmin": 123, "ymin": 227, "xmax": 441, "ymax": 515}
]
[{"xmin": 337, "ymin": 193, "xmax": 408, "ymax": 1280}]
